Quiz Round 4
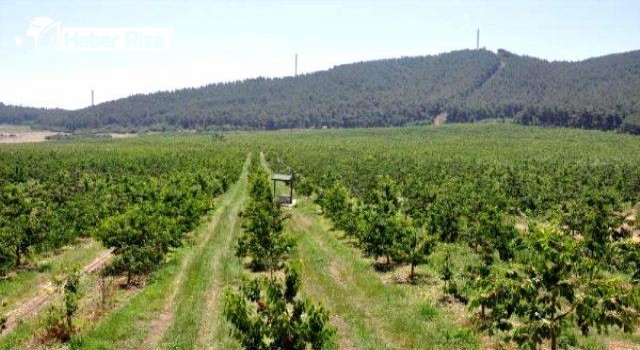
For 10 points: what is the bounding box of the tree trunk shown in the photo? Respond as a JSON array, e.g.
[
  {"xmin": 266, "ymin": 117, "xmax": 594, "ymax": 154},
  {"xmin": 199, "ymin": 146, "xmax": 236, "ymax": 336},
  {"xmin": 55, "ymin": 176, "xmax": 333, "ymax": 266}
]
[
  {"xmin": 101, "ymin": 276, "xmax": 106, "ymax": 309},
  {"xmin": 410, "ymin": 262, "xmax": 415, "ymax": 280},
  {"xmin": 15, "ymin": 245, "xmax": 21, "ymax": 267},
  {"xmin": 551, "ymin": 294, "xmax": 558, "ymax": 350},
  {"xmin": 386, "ymin": 255, "xmax": 391, "ymax": 266},
  {"xmin": 127, "ymin": 268, "xmax": 131, "ymax": 286}
]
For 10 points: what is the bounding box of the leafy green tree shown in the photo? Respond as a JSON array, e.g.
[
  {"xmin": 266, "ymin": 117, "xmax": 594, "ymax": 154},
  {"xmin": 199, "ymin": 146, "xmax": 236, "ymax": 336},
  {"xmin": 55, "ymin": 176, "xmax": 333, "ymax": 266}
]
[
  {"xmin": 223, "ymin": 265, "xmax": 333, "ymax": 350},
  {"xmin": 359, "ymin": 176, "xmax": 404, "ymax": 266},
  {"xmin": 469, "ymin": 204, "xmax": 519, "ymax": 261},
  {"xmin": 440, "ymin": 248, "xmax": 453, "ymax": 292},
  {"xmin": 97, "ymin": 205, "xmax": 174, "ymax": 285},
  {"xmin": 395, "ymin": 218, "xmax": 436, "ymax": 281},
  {"xmin": 562, "ymin": 190, "xmax": 624, "ymax": 260},
  {"xmin": 475, "ymin": 225, "xmax": 640, "ymax": 350},
  {"xmin": 63, "ymin": 271, "xmax": 80, "ymax": 332},
  {"xmin": 0, "ymin": 181, "xmax": 48, "ymax": 267},
  {"xmin": 44, "ymin": 270, "xmax": 81, "ymax": 342},
  {"xmin": 611, "ymin": 240, "xmax": 640, "ymax": 283},
  {"xmin": 317, "ymin": 182, "xmax": 351, "ymax": 231},
  {"xmin": 429, "ymin": 193, "xmax": 465, "ymax": 243}
]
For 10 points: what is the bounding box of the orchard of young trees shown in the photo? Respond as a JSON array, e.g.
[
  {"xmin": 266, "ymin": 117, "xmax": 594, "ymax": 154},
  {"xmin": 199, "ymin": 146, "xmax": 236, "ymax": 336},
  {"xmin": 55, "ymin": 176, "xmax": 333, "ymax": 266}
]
[
  {"xmin": 1, "ymin": 124, "xmax": 639, "ymax": 349},
  {"xmin": 0, "ymin": 136, "xmax": 246, "ymax": 282},
  {"xmin": 259, "ymin": 124, "xmax": 640, "ymax": 349}
]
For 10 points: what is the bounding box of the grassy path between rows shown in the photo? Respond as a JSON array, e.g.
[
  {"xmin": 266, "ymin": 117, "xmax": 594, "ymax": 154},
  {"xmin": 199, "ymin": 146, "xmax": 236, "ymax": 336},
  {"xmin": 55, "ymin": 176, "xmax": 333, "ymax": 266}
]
[
  {"xmin": 74, "ymin": 156, "xmax": 250, "ymax": 350},
  {"xmin": 286, "ymin": 199, "xmax": 480, "ymax": 350}
]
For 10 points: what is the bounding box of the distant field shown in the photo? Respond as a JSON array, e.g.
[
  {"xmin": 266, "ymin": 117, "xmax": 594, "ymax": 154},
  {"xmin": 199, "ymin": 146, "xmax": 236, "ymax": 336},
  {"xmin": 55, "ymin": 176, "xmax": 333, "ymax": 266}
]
[
  {"xmin": 0, "ymin": 124, "xmax": 32, "ymax": 132},
  {"xmin": 0, "ymin": 124, "xmax": 60, "ymax": 143}
]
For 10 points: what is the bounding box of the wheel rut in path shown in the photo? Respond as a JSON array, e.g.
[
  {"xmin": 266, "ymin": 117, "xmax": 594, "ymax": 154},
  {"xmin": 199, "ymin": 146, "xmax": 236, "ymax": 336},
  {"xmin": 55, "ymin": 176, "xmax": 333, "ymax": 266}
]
[{"xmin": 1, "ymin": 248, "xmax": 113, "ymax": 335}]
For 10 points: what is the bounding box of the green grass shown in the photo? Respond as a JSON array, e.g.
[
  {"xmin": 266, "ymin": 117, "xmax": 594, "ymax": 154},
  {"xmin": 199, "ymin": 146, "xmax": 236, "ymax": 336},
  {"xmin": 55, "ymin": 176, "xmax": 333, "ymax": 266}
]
[
  {"xmin": 160, "ymin": 157, "xmax": 248, "ymax": 349},
  {"xmin": 71, "ymin": 245, "xmax": 191, "ymax": 349},
  {"xmin": 287, "ymin": 198, "xmax": 479, "ymax": 350}
]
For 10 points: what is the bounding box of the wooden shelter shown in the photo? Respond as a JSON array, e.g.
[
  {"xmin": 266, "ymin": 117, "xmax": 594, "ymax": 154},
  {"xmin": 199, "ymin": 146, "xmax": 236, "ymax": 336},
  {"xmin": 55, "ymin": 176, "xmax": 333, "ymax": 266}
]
[{"xmin": 272, "ymin": 173, "xmax": 294, "ymax": 205}]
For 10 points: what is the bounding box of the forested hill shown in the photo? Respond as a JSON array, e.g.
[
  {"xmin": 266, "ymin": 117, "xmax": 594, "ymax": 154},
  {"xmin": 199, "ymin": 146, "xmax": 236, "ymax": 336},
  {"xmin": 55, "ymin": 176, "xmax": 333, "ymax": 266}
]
[{"xmin": 2, "ymin": 49, "xmax": 640, "ymax": 134}]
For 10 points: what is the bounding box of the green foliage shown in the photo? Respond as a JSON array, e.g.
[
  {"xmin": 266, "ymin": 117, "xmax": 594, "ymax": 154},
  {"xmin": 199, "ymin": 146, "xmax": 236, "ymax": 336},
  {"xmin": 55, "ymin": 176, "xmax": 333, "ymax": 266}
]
[
  {"xmin": 63, "ymin": 271, "xmax": 80, "ymax": 331},
  {"xmin": 237, "ymin": 168, "xmax": 293, "ymax": 273},
  {"xmin": 611, "ymin": 240, "xmax": 640, "ymax": 282},
  {"xmin": 223, "ymin": 265, "xmax": 334, "ymax": 350},
  {"xmin": 395, "ymin": 220, "xmax": 436, "ymax": 280},
  {"xmin": 439, "ymin": 249, "xmax": 467, "ymax": 302},
  {"xmin": 0, "ymin": 135, "xmax": 246, "ymax": 278},
  {"xmin": 468, "ymin": 204, "xmax": 519, "ymax": 261},
  {"xmin": 4, "ymin": 49, "xmax": 640, "ymax": 134},
  {"xmin": 359, "ymin": 177, "xmax": 404, "ymax": 265},
  {"xmin": 473, "ymin": 225, "xmax": 640, "ymax": 350},
  {"xmin": 0, "ymin": 181, "xmax": 49, "ymax": 268},
  {"xmin": 258, "ymin": 124, "xmax": 640, "ymax": 348},
  {"xmin": 97, "ymin": 206, "xmax": 175, "ymax": 284},
  {"xmin": 44, "ymin": 271, "xmax": 81, "ymax": 342}
]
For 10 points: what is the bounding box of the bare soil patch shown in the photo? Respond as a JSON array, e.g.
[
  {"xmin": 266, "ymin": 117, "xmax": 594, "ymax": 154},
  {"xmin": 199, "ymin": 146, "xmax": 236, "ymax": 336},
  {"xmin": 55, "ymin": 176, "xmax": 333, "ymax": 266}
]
[
  {"xmin": 0, "ymin": 132, "xmax": 63, "ymax": 144},
  {"xmin": 329, "ymin": 314, "xmax": 356, "ymax": 350},
  {"xmin": 609, "ymin": 340, "xmax": 640, "ymax": 350}
]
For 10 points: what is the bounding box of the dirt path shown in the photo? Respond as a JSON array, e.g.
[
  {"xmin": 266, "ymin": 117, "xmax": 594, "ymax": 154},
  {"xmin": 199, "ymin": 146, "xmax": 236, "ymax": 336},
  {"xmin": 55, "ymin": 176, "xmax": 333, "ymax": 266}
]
[
  {"xmin": 139, "ymin": 245, "xmax": 194, "ymax": 350},
  {"xmin": 2, "ymin": 249, "xmax": 113, "ymax": 334}
]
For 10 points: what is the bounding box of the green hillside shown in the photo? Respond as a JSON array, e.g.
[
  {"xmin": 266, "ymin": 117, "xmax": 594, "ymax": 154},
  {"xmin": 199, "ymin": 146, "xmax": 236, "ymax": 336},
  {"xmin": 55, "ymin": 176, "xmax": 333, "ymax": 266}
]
[{"xmin": 2, "ymin": 49, "xmax": 639, "ymax": 133}]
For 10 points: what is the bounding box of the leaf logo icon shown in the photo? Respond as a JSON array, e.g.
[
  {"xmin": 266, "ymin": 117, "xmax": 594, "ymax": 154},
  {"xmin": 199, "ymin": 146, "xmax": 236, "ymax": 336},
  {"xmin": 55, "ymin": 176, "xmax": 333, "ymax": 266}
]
[{"xmin": 26, "ymin": 17, "xmax": 61, "ymax": 52}]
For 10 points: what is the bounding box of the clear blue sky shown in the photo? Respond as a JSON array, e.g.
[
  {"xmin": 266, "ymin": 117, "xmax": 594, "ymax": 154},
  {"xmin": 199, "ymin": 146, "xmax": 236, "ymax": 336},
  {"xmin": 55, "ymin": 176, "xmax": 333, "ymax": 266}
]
[{"xmin": 1, "ymin": 0, "xmax": 638, "ymax": 109}]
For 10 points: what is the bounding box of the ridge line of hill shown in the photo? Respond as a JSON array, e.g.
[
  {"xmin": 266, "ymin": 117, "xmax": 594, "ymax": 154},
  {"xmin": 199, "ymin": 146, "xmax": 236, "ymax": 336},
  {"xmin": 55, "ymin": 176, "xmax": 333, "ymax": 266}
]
[{"xmin": 1, "ymin": 48, "xmax": 639, "ymax": 134}]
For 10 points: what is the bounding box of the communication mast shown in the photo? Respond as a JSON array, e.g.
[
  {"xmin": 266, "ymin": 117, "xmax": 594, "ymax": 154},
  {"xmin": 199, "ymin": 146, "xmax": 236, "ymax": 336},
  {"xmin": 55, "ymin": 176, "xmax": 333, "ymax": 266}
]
[
  {"xmin": 294, "ymin": 53, "xmax": 298, "ymax": 76},
  {"xmin": 476, "ymin": 29, "xmax": 480, "ymax": 50},
  {"xmin": 91, "ymin": 90, "xmax": 94, "ymax": 106}
]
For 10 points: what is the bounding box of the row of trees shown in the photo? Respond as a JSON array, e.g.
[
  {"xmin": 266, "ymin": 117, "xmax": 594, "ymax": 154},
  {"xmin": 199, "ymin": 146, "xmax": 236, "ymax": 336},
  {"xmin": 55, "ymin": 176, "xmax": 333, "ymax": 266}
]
[
  {"xmin": 226, "ymin": 160, "xmax": 333, "ymax": 350},
  {"xmin": 236, "ymin": 165, "xmax": 293, "ymax": 274},
  {"xmin": 0, "ymin": 137, "xmax": 246, "ymax": 280},
  {"xmin": 317, "ymin": 177, "xmax": 436, "ymax": 280}
]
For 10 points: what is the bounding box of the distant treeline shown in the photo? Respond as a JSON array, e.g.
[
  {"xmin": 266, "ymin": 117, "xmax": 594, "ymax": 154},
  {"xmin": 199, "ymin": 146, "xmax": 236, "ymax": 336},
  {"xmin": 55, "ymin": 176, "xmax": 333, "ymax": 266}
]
[{"xmin": 2, "ymin": 49, "xmax": 639, "ymax": 134}]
